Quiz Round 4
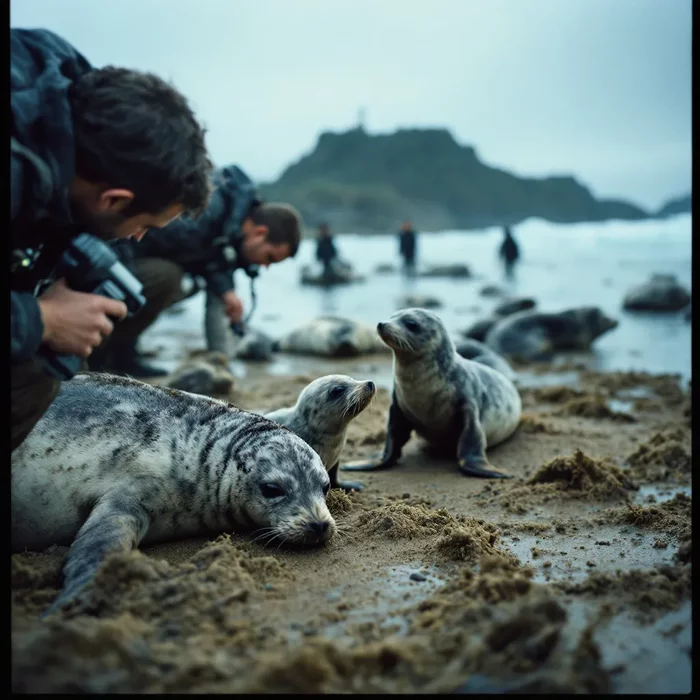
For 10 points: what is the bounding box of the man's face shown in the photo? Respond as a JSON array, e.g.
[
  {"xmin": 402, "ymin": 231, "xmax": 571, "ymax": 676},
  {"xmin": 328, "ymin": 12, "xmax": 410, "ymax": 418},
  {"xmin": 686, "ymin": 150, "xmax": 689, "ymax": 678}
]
[
  {"xmin": 240, "ymin": 220, "xmax": 292, "ymax": 267},
  {"xmin": 70, "ymin": 182, "xmax": 184, "ymax": 242}
]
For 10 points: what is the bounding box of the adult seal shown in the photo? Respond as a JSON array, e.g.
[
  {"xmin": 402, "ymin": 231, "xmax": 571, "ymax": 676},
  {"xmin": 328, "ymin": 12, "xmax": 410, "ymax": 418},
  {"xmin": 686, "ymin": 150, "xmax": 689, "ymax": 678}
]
[
  {"xmin": 341, "ymin": 308, "xmax": 521, "ymax": 479},
  {"xmin": 12, "ymin": 373, "xmax": 336, "ymax": 615},
  {"xmin": 485, "ymin": 306, "xmax": 618, "ymax": 361},
  {"xmin": 263, "ymin": 375, "xmax": 376, "ymax": 492}
]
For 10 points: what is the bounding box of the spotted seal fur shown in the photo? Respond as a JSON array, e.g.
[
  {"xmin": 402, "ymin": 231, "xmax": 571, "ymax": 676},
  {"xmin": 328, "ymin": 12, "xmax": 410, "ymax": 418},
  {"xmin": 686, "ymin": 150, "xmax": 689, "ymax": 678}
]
[
  {"xmin": 341, "ymin": 308, "xmax": 521, "ymax": 479},
  {"xmin": 11, "ymin": 372, "xmax": 335, "ymax": 615},
  {"xmin": 263, "ymin": 375, "xmax": 376, "ymax": 492}
]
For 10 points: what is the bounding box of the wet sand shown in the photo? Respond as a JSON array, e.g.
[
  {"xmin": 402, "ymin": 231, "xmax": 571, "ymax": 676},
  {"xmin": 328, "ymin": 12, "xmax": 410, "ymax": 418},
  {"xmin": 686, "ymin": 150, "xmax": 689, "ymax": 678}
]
[{"xmin": 11, "ymin": 361, "xmax": 692, "ymax": 693}]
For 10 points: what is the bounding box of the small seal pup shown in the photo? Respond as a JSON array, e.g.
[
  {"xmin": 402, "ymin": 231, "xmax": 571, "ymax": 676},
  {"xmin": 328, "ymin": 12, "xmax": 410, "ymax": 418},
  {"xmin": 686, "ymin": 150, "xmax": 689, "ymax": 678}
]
[
  {"xmin": 12, "ymin": 373, "xmax": 335, "ymax": 614},
  {"xmin": 263, "ymin": 375, "xmax": 376, "ymax": 492},
  {"xmin": 274, "ymin": 316, "xmax": 389, "ymax": 358},
  {"xmin": 341, "ymin": 308, "xmax": 521, "ymax": 479},
  {"xmin": 454, "ymin": 338, "xmax": 516, "ymax": 381},
  {"xmin": 164, "ymin": 350, "xmax": 235, "ymax": 396},
  {"xmin": 485, "ymin": 306, "xmax": 618, "ymax": 361}
]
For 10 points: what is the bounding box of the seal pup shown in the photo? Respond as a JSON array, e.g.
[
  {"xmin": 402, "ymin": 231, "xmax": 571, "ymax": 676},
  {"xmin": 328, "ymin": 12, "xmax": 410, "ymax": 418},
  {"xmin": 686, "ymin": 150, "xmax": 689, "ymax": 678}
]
[
  {"xmin": 164, "ymin": 350, "xmax": 235, "ymax": 396},
  {"xmin": 485, "ymin": 306, "xmax": 618, "ymax": 361},
  {"xmin": 274, "ymin": 316, "xmax": 389, "ymax": 358},
  {"xmin": 263, "ymin": 375, "xmax": 376, "ymax": 492},
  {"xmin": 454, "ymin": 338, "xmax": 516, "ymax": 381},
  {"xmin": 341, "ymin": 308, "xmax": 521, "ymax": 479},
  {"xmin": 12, "ymin": 373, "xmax": 335, "ymax": 615}
]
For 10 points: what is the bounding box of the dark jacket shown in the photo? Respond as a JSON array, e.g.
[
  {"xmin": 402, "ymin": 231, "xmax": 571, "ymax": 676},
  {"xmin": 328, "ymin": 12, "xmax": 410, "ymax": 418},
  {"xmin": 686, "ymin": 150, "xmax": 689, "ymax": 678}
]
[
  {"xmin": 499, "ymin": 231, "xmax": 520, "ymax": 264},
  {"xmin": 399, "ymin": 229, "xmax": 417, "ymax": 260},
  {"xmin": 130, "ymin": 165, "xmax": 260, "ymax": 296},
  {"xmin": 316, "ymin": 236, "xmax": 338, "ymax": 267},
  {"xmin": 10, "ymin": 28, "xmax": 93, "ymax": 364}
]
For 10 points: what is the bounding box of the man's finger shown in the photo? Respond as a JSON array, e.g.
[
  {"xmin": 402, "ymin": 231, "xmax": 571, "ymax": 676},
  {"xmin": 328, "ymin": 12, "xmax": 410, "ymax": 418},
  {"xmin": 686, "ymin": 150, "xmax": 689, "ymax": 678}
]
[{"xmin": 100, "ymin": 298, "xmax": 128, "ymax": 320}]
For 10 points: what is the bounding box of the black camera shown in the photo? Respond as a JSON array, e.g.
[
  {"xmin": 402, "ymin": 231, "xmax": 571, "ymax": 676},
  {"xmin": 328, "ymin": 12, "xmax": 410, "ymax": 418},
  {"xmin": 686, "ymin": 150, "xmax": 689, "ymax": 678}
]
[{"xmin": 38, "ymin": 233, "xmax": 146, "ymax": 380}]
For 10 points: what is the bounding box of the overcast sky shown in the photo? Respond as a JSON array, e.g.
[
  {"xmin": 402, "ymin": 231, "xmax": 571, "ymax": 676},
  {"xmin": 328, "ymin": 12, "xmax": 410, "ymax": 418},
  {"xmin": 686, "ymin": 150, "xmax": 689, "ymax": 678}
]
[{"xmin": 11, "ymin": 0, "xmax": 691, "ymax": 210}]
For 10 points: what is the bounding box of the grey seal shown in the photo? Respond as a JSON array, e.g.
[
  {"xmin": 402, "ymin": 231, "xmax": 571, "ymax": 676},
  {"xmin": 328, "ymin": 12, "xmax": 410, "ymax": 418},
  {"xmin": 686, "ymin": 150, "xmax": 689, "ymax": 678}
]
[
  {"xmin": 462, "ymin": 297, "xmax": 537, "ymax": 341},
  {"xmin": 340, "ymin": 308, "xmax": 522, "ymax": 479},
  {"xmin": 454, "ymin": 338, "xmax": 516, "ymax": 380},
  {"xmin": 274, "ymin": 316, "xmax": 389, "ymax": 358},
  {"xmin": 164, "ymin": 350, "xmax": 235, "ymax": 396},
  {"xmin": 263, "ymin": 375, "xmax": 376, "ymax": 492},
  {"xmin": 492, "ymin": 296, "xmax": 536, "ymax": 317},
  {"xmin": 484, "ymin": 306, "xmax": 618, "ymax": 361},
  {"xmin": 11, "ymin": 373, "xmax": 335, "ymax": 615}
]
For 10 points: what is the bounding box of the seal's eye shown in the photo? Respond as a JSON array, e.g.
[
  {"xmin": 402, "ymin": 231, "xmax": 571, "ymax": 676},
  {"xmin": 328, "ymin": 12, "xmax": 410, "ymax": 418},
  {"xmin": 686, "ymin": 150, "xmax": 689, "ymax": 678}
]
[
  {"xmin": 322, "ymin": 482, "xmax": 331, "ymax": 496},
  {"xmin": 403, "ymin": 319, "xmax": 420, "ymax": 333},
  {"xmin": 260, "ymin": 482, "xmax": 286, "ymax": 499},
  {"xmin": 329, "ymin": 386, "xmax": 346, "ymax": 399}
]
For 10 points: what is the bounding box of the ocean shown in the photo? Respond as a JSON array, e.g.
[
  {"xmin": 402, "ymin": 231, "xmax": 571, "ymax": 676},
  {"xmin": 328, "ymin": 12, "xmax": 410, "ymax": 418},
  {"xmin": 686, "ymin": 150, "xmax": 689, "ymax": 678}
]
[{"xmin": 140, "ymin": 213, "xmax": 692, "ymax": 387}]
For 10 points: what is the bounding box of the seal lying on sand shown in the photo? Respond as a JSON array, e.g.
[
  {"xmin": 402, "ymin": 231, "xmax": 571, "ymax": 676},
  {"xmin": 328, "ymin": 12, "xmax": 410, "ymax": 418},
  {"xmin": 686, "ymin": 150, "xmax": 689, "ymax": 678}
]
[
  {"xmin": 11, "ymin": 373, "xmax": 335, "ymax": 615},
  {"xmin": 485, "ymin": 306, "xmax": 618, "ymax": 361},
  {"xmin": 263, "ymin": 375, "xmax": 376, "ymax": 492},
  {"xmin": 454, "ymin": 338, "xmax": 516, "ymax": 381},
  {"xmin": 163, "ymin": 350, "xmax": 235, "ymax": 396},
  {"xmin": 341, "ymin": 309, "xmax": 521, "ymax": 479},
  {"xmin": 274, "ymin": 316, "xmax": 389, "ymax": 358}
]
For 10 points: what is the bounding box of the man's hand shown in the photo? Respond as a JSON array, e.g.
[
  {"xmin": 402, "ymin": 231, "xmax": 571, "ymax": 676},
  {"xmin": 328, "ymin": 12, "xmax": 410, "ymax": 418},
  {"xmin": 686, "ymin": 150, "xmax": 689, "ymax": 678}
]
[
  {"xmin": 37, "ymin": 279, "xmax": 128, "ymax": 357},
  {"xmin": 221, "ymin": 290, "xmax": 244, "ymax": 324}
]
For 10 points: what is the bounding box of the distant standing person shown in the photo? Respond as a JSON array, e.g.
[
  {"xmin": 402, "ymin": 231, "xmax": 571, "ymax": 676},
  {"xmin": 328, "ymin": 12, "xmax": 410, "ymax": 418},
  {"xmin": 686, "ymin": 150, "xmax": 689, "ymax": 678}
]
[
  {"xmin": 499, "ymin": 225, "xmax": 520, "ymax": 278},
  {"xmin": 316, "ymin": 222, "xmax": 339, "ymax": 280},
  {"xmin": 398, "ymin": 220, "xmax": 418, "ymax": 271}
]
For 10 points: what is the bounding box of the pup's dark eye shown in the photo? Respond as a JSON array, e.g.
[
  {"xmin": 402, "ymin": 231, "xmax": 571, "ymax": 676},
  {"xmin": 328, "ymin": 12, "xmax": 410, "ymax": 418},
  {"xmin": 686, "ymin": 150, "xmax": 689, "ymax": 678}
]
[
  {"xmin": 329, "ymin": 386, "xmax": 345, "ymax": 399},
  {"xmin": 260, "ymin": 482, "xmax": 286, "ymax": 499},
  {"xmin": 403, "ymin": 319, "xmax": 420, "ymax": 332},
  {"xmin": 322, "ymin": 482, "xmax": 331, "ymax": 496}
]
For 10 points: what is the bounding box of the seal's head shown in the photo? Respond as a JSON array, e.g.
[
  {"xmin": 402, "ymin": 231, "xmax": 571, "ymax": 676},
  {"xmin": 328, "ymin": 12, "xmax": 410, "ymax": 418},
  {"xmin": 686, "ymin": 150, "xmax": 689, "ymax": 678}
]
[
  {"xmin": 234, "ymin": 430, "xmax": 337, "ymax": 547},
  {"xmin": 296, "ymin": 374, "xmax": 376, "ymax": 431},
  {"xmin": 563, "ymin": 306, "xmax": 619, "ymax": 341},
  {"xmin": 377, "ymin": 308, "xmax": 453, "ymax": 360}
]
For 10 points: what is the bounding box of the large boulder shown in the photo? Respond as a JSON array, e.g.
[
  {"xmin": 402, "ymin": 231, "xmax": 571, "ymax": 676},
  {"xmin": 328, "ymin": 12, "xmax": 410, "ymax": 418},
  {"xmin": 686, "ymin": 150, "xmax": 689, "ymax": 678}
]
[
  {"xmin": 419, "ymin": 263, "xmax": 471, "ymax": 278},
  {"xmin": 300, "ymin": 260, "xmax": 365, "ymax": 286},
  {"xmin": 397, "ymin": 294, "xmax": 443, "ymax": 309},
  {"xmin": 623, "ymin": 274, "xmax": 690, "ymax": 312}
]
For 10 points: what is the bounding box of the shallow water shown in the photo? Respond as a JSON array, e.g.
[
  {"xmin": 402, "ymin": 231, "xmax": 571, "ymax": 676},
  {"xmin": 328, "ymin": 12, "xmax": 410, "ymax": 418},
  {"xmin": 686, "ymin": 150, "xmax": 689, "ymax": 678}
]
[{"xmin": 140, "ymin": 214, "xmax": 691, "ymax": 383}]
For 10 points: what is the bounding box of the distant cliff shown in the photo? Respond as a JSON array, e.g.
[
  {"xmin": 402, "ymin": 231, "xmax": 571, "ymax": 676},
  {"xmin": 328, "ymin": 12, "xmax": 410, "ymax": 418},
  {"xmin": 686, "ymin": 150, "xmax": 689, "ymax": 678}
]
[
  {"xmin": 654, "ymin": 194, "xmax": 691, "ymax": 219},
  {"xmin": 259, "ymin": 126, "xmax": 661, "ymax": 234}
]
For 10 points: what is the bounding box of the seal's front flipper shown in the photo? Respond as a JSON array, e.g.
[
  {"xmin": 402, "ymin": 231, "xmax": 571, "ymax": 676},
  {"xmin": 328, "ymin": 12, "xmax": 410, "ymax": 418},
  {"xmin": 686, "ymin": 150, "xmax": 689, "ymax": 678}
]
[
  {"xmin": 42, "ymin": 491, "xmax": 151, "ymax": 618},
  {"xmin": 328, "ymin": 463, "xmax": 364, "ymax": 491},
  {"xmin": 340, "ymin": 393, "xmax": 413, "ymax": 472},
  {"xmin": 456, "ymin": 413, "xmax": 512, "ymax": 480}
]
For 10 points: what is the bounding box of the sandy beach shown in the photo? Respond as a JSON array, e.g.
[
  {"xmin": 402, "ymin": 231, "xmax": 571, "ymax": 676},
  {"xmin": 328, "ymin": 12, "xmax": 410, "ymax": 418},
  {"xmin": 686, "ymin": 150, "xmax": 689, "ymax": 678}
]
[{"xmin": 11, "ymin": 356, "xmax": 692, "ymax": 693}]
